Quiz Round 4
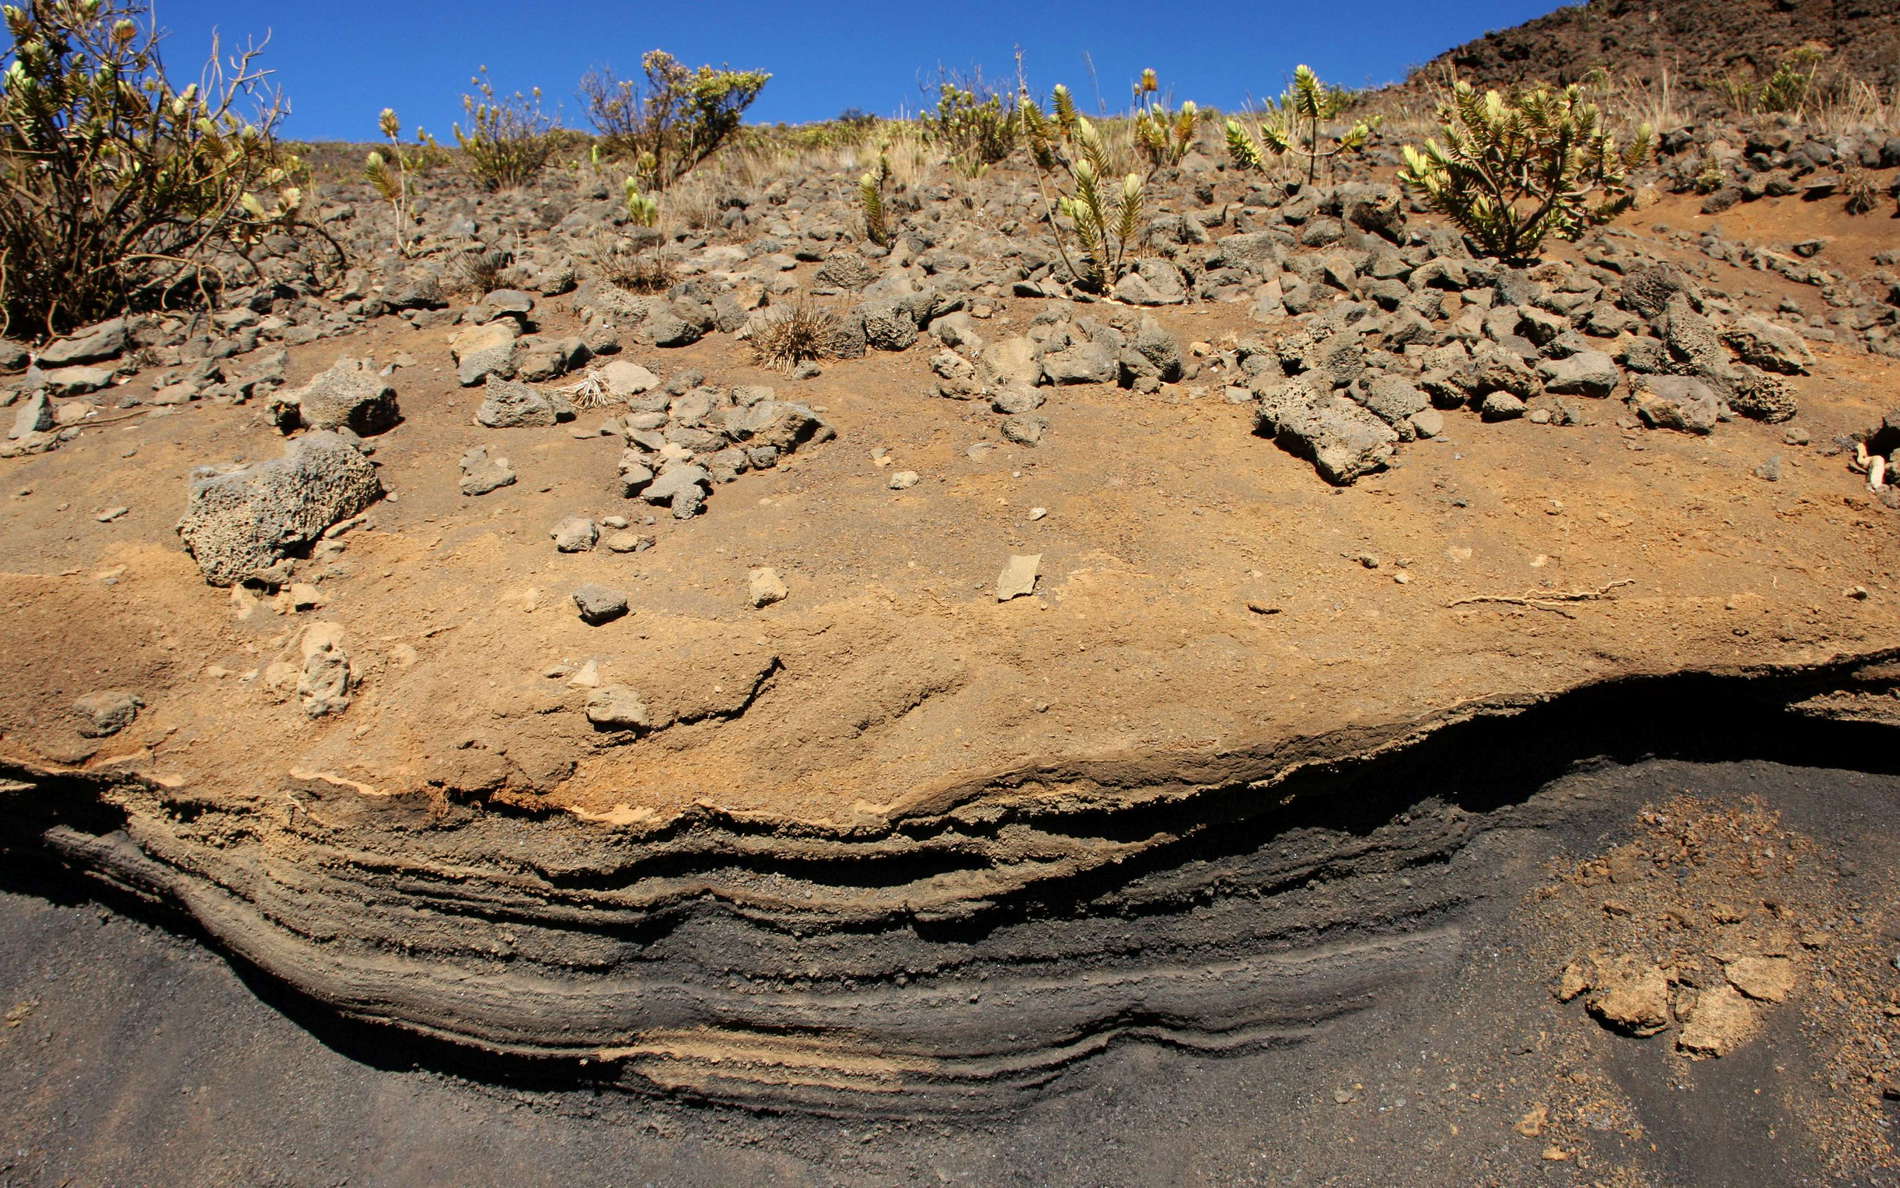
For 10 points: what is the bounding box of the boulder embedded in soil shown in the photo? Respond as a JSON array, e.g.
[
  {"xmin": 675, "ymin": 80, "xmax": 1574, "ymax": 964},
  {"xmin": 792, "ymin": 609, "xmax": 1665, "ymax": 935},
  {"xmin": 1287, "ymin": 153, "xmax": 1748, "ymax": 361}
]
[
  {"xmin": 1584, "ymin": 963, "xmax": 1670, "ymax": 1036},
  {"xmin": 1725, "ymin": 955, "xmax": 1797, "ymax": 1002},
  {"xmin": 585, "ymin": 684, "xmax": 650, "ymax": 731},
  {"xmin": 476, "ymin": 376, "xmax": 574, "ymax": 428},
  {"xmin": 176, "ymin": 431, "xmax": 383, "ymax": 587},
  {"xmin": 72, "ymin": 691, "xmax": 142, "ymax": 738},
  {"xmin": 452, "ymin": 321, "xmax": 520, "ymax": 386},
  {"xmin": 1264, "ymin": 393, "xmax": 1399, "ymax": 485},
  {"xmin": 296, "ymin": 623, "xmax": 352, "ymax": 719},
  {"xmin": 1631, "ymin": 377, "xmax": 1720, "ymax": 435},
  {"xmin": 1676, "ymin": 983, "xmax": 1760, "ymax": 1058}
]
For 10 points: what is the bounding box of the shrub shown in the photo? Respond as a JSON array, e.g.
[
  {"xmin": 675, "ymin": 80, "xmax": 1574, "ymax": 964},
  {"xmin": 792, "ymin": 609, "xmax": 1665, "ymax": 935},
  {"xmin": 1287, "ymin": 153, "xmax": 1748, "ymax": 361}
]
[
  {"xmin": 1718, "ymin": 46, "xmax": 1826, "ymax": 117},
  {"xmin": 454, "ymin": 66, "xmax": 558, "ymax": 190},
  {"xmin": 1399, "ymin": 79, "xmax": 1651, "ymax": 262},
  {"xmin": 922, "ymin": 80, "xmax": 1016, "ymax": 178},
  {"xmin": 1132, "ymin": 69, "xmax": 1198, "ymax": 171},
  {"xmin": 0, "ymin": 0, "xmax": 305, "ymax": 337},
  {"xmin": 580, "ymin": 52, "xmax": 768, "ymax": 190},
  {"xmin": 1225, "ymin": 65, "xmax": 1377, "ymax": 185}
]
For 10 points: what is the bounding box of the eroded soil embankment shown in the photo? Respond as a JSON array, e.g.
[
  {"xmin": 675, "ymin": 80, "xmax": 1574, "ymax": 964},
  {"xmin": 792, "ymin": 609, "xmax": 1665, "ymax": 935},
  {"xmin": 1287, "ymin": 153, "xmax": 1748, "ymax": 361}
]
[{"xmin": 4, "ymin": 654, "xmax": 1900, "ymax": 1118}]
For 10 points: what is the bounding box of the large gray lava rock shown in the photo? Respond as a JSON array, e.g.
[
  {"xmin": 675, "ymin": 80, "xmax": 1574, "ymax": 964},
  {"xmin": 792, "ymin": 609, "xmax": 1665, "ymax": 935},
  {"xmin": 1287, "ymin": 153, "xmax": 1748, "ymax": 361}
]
[
  {"xmin": 1631, "ymin": 376, "xmax": 1720, "ymax": 435},
  {"xmin": 1259, "ymin": 389, "xmax": 1398, "ymax": 485},
  {"xmin": 476, "ymin": 376, "xmax": 574, "ymax": 428},
  {"xmin": 269, "ymin": 357, "xmax": 400, "ymax": 436},
  {"xmin": 36, "ymin": 316, "xmax": 128, "ymax": 368},
  {"xmin": 1620, "ymin": 264, "xmax": 1702, "ymax": 321},
  {"xmin": 1721, "ymin": 316, "xmax": 1814, "ymax": 376},
  {"xmin": 176, "ymin": 431, "xmax": 383, "ymax": 586},
  {"xmin": 720, "ymin": 401, "xmax": 834, "ymax": 454},
  {"xmin": 1538, "ymin": 350, "xmax": 1620, "ymax": 399}
]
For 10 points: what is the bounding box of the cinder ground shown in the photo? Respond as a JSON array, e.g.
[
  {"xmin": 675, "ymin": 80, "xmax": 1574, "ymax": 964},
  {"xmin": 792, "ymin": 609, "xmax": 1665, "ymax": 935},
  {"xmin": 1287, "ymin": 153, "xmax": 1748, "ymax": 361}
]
[{"xmin": 3, "ymin": 756, "xmax": 1895, "ymax": 1187}]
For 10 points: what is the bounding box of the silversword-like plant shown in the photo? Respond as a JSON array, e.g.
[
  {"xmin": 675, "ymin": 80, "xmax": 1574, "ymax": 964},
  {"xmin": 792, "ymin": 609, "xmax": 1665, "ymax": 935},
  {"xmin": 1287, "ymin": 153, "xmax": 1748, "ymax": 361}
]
[
  {"xmin": 363, "ymin": 107, "xmax": 436, "ymax": 257},
  {"xmin": 859, "ymin": 153, "xmax": 889, "ymax": 246},
  {"xmin": 1225, "ymin": 65, "xmax": 1376, "ymax": 186},
  {"xmin": 1399, "ymin": 78, "xmax": 1652, "ymax": 262},
  {"xmin": 1018, "ymin": 85, "xmax": 1144, "ymax": 292},
  {"xmin": 622, "ymin": 176, "xmax": 658, "ymax": 227},
  {"xmin": 1132, "ymin": 69, "xmax": 1198, "ymax": 170}
]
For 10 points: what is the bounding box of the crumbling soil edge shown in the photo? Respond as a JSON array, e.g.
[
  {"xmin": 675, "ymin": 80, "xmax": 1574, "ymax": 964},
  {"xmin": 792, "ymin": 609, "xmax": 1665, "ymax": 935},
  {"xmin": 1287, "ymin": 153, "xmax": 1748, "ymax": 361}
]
[{"xmin": 4, "ymin": 647, "xmax": 1900, "ymax": 1118}]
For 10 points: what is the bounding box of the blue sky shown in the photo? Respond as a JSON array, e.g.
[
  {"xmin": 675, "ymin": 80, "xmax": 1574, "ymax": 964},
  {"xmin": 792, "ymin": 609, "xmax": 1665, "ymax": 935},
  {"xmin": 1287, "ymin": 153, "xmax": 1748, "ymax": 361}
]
[{"xmin": 121, "ymin": 0, "xmax": 1565, "ymax": 140}]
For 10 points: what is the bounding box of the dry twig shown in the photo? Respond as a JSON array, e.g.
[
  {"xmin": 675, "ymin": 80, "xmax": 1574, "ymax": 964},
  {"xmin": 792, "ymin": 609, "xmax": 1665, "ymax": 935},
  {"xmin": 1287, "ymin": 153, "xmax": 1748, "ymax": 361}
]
[{"xmin": 1447, "ymin": 579, "xmax": 1636, "ymax": 619}]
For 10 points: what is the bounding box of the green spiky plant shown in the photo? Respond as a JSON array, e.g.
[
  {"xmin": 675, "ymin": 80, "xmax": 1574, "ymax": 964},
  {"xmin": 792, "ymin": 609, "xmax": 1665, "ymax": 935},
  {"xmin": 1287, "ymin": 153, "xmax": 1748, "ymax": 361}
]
[
  {"xmin": 859, "ymin": 153, "xmax": 890, "ymax": 246},
  {"xmin": 622, "ymin": 176, "xmax": 658, "ymax": 226},
  {"xmin": 1055, "ymin": 131, "xmax": 1145, "ymax": 291},
  {"xmin": 0, "ymin": 0, "xmax": 307, "ymax": 336},
  {"xmin": 1225, "ymin": 65, "xmax": 1377, "ymax": 186},
  {"xmin": 1017, "ymin": 80, "xmax": 1079, "ymax": 169},
  {"xmin": 1131, "ymin": 68, "xmax": 1198, "ymax": 170},
  {"xmin": 1018, "ymin": 87, "xmax": 1144, "ymax": 292},
  {"xmin": 1398, "ymin": 78, "xmax": 1652, "ymax": 262},
  {"xmin": 1718, "ymin": 46, "xmax": 1826, "ymax": 117}
]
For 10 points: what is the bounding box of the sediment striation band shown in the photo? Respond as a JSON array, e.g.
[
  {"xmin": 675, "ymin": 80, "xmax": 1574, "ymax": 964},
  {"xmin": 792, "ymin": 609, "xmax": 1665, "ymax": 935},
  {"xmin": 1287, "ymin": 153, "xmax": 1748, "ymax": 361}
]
[{"xmin": 5, "ymin": 655, "xmax": 1898, "ymax": 1116}]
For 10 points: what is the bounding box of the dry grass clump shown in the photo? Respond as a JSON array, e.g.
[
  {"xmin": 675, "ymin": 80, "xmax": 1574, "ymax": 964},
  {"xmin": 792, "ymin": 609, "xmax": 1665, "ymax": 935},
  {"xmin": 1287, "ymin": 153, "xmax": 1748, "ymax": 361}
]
[
  {"xmin": 747, "ymin": 299, "xmax": 844, "ymax": 371},
  {"xmin": 660, "ymin": 171, "xmax": 726, "ymax": 236},
  {"xmin": 1807, "ymin": 79, "xmax": 1900, "ymax": 136},
  {"xmin": 455, "ymin": 247, "xmax": 513, "ymax": 295},
  {"xmin": 599, "ymin": 242, "xmax": 678, "ymax": 294}
]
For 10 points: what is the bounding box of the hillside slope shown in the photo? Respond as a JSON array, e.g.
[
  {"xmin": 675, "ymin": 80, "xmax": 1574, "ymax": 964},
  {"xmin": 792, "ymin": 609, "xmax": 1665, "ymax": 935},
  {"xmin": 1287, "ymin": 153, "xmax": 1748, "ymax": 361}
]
[{"xmin": 1417, "ymin": 0, "xmax": 1900, "ymax": 91}]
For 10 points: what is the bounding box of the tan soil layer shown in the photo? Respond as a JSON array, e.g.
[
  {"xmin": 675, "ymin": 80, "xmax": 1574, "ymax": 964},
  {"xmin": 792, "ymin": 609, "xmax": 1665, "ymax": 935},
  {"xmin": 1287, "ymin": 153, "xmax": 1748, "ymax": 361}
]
[{"xmin": 4, "ymin": 201, "xmax": 1900, "ymax": 832}]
